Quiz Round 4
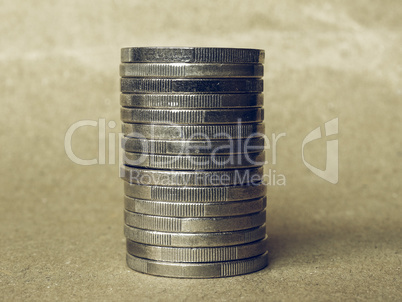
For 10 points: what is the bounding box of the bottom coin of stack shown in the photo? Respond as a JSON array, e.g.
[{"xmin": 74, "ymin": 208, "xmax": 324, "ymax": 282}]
[
  {"xmin": 123, "ymin": 169, "xmax": 267, "ymax": 278},
  {"xmin": 124, "ymin": 225, "xmax": 268, "ymax": 278}
]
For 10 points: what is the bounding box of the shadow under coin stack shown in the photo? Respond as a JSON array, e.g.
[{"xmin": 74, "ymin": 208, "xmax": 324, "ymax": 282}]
[{"xmin": 120, "ymin": 47, "xmax": 267, "ymax": 278}]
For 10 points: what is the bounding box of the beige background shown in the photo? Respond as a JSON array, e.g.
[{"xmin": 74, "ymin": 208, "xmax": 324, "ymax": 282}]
[{"xmin": 1, "ymin": 0, "xmax": 401, "ymax": 300}]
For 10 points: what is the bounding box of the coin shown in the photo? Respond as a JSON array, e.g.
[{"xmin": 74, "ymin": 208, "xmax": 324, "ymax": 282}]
[
  {"xmin": 121, "ymin": 108, "xmax": 264, "ymax": 124},
  {"xmin": 120, "ymin": 63, "xmax": 263, "ymax": 78},
  {"xmin": 122, "ymin": 123, "xmax": 265, "ymax": 140},
  {"xmin": 121, "ymin": 78, "xmax": 263, "ymax": 93},
  {"xmin": 123, "ymin": 151, "xmax": 266, "ymax": 170},
  {"xmin": 124, "ymin": 210, "xmax": 266, "ymax": 232},
  {"xmin": 121, "ymin": 47, "xmax": 264, "ymax": 64},
  {"xmin": 120, "ymin": 166, "xmax": 264, "ymax": 186},
  {"xmin": 124, "ymin": 182, "xmax": 267, "ymax": 202},
  {"xmin": 120, "ymin": 93, "xmax": 263, "ymax": 108},
  {"xmin": 126, "ymin": 251, "xmax": 268, "ymax": 278},
  {"xmin": 124, "ymin": 224, "xmax": 266, "ymax": 247},
  {"xmin": 126, "ymin": 236, "xmax": 267, "ymax": 262},
  {"xmin": 120, "ymin": 46, "xmax": 268, "ymax": 278},
  {"xmin": 124, "ymin": 196, "xmax": 267, "ymax": 217},
  {"xmin": 121, "ymin": 137, "xmax": 265, "ymax": 154}
]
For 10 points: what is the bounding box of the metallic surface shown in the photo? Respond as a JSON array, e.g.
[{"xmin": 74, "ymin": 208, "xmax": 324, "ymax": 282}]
[
  {"xmin": 123, "ymin": 224, "xmax": 267, "ymax": 247},
  {"xmin": 124, "ymin": 210, "xmax": 266, "ymax": 232},
  {"xmin": 122, "ymin": 123, "xmax": 265, "ymax": 140},
  {"xmin": 126, "ymin": 251, "xmax": 268, "ymax": 278},
  {"xmin": 120, "ymin": 166, "xmax": 264, "ymax": 186},
  {"xmin": 121, "ymin": 137, "xmax": 265, "ymax": 154},
  {"xmin": 120, "ymin": 93, "xmax": 264, "ymax": 108},
  {"xmin": 119, "ymin": 46, "xmax": 267, "ymax": 278},
  {"xmin": 124, "ymin": 196, "xmax": 267, "ymax": 217},
  {"xmin": 124, "ymin": 182, "xmax": 267, "ymax": 202},
  {"xmin": 126, "ymin": 236, "xmax": 267, "ymax": 262},
  {"xmin": 121, "ymin": 47, "xmax": 264, "ymax": 64},
  {"xmin": 123, "ymin": 151, "xmax": 266, "ymax": 170},
  {"xmin": 120, "ymin": 78, "xmax": 263, "ymax": 93},
  {"xmin": 120, "ymin": 63, "xmax": 263, "ymax": 78},
  {"xmin": 121, "ymin": 108, "xmax": 264, "ymax": 124}
]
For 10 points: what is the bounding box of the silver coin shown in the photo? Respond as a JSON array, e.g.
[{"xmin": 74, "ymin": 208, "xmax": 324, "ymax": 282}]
[
  {"xmin": 126, "ymin": 251, "xmax": 268, "ymax": 278},
  {"xmin": 124, "ymin": 224, "xmax": 266, "ymax": 247},
  {"xmin": 121, "ymin": 78, "xmax": 263, "ymax": 93},
  {"xmin": 124, "ymin": 182, "xmax": 267, "ymax": 202},
  {"xmin": 122, "ymin": 123, "xmax": 265, "ymax": 140},
  {"xmin": 121, "ymin": 137, "xmax": 265, "ymax": 154},
  {"xmin": 126, "ymin": 236, "xmax": 267, "ymax": 262},
  {"xmin": 121, "ymin": 108, "xmax": 264, "ymax": 124},
  {"xmin": 124, "ymin": 210, "xmax": 266, "ymax": 232},
  {"xmin": 123, "ymin": 151, "xmax": 266, "ymax": 170},
  {"xmin": 120, "ymin": 166, "xmax": 264, "ymax": 186},
  {"xmin": 120, "ymin": 93, "xmax": 263, "ymax": 108},
  {"xmin": 124, "ymin": 196, "xmax": 267, "ymax": 217},
  {"xmin": 120, "ymin": 63, "xmax": 263, "ymax": 78},
  {"xmin": 121, "ymin": 47, "xmax": 264, "ymax": 64}
]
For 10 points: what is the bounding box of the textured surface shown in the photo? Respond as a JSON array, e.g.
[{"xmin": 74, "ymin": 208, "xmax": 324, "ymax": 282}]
[
  {"xmin": 0, "ymin": 0, "xmax": 401, "ymax": 300},
  {"xmin": 126, "ymin": 237, "xmax": 267, "ymax": 262}
]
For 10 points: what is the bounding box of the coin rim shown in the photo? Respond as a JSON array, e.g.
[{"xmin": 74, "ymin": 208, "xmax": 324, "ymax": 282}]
[
  {"xmin": 124, "ymin": 210, "xmax": 266, "ymax": 232},
  {"xmin": 124, "ymin": 195, "xmax": 267, "ymax": 217},
  {"xmin": 125, "ymin": 251, "xmax": 268, "ymax": 278},
  {"xmin": 126, "ymin": 236, "xmax": 268, "ymax": 262},
  {"xmin": 123, "ymin": 224, "xmax": 267, "ymax": 247}
]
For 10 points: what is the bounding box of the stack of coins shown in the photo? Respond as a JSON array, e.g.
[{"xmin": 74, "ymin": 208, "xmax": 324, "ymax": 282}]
[{"xmin": 120, "ymin": 47, "xmax": 267, "ymax": 278}]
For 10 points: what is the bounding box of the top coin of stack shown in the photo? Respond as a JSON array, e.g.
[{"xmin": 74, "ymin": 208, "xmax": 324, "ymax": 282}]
[{"xmin": 120, "ymin": 47, "xmax": 267, "ymax": 278}]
